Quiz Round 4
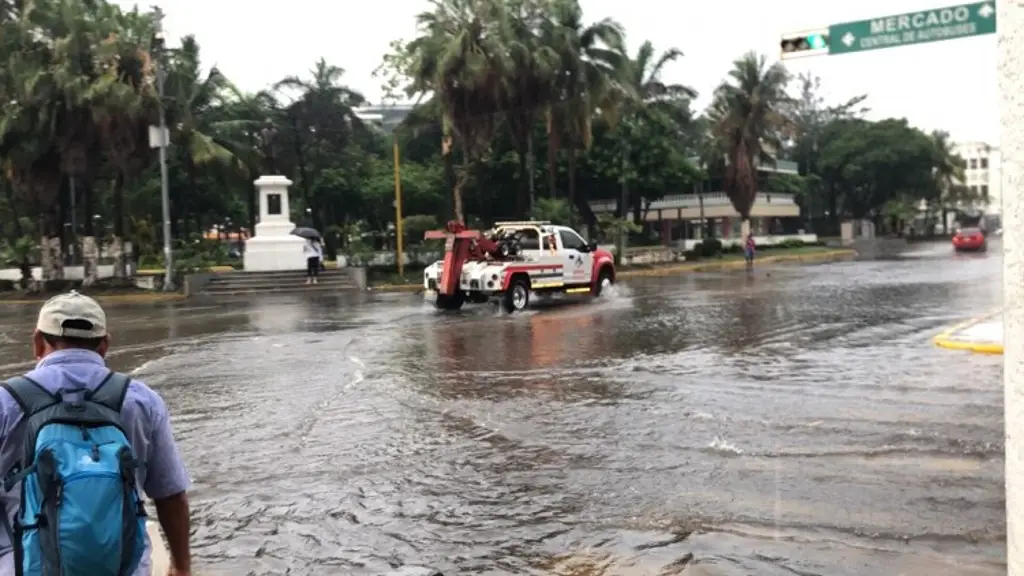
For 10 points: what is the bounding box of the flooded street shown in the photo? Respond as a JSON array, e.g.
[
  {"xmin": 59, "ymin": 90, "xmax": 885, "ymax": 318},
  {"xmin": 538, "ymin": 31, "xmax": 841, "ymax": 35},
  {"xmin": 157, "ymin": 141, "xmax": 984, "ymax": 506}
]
[{"xmin": 0, "ymin": 242, "xmax": 1005, "ymax": 575}]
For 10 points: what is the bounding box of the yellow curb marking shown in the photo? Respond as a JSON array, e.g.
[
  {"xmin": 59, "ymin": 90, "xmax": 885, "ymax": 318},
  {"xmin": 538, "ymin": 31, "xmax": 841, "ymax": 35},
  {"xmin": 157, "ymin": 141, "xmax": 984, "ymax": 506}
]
[{"xmin": 933, "ymin": 309, "xmax": 1004, "ymax": 355}]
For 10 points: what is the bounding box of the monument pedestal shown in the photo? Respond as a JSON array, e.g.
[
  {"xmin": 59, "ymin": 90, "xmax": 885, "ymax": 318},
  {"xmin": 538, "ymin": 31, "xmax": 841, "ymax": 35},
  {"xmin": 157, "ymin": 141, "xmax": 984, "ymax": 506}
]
[{"xmin": 243, "ymin": 175, "xmax": 306, "ymax": 272}]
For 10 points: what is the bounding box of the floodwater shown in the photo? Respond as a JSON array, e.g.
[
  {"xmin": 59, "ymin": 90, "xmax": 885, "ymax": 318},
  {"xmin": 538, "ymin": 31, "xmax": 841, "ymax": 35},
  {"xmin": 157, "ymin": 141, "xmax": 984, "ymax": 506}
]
[{"xmin": 0, "ymin": 242, "xmax": 1005, "ymax": 575}]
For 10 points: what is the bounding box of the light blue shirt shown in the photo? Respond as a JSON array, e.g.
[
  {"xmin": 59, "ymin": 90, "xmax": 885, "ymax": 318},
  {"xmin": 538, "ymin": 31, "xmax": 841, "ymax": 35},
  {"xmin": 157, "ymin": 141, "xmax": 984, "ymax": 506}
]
[{"xmin": 0, "ymin": 349, "xmax": 191, "ymax": 575}]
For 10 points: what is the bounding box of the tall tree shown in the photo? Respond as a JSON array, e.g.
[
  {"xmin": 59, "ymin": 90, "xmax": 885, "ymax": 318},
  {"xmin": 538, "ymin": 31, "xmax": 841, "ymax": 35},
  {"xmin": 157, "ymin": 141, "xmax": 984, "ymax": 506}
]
[
  {"xmin": 405, "ymin": 0, "xmax": 509, "ymax": 223},
  {"xmin": 930, "ymin": 130, "xmax": 970, "ymax": 234},
  {"xmin": 162, "ymin": 35, "xmax": 245, "ymax": 237},
  {"xmin": 275, "ymin": 58, "xmax": 368, "ymax": 230},
  {"xmin": 542, "ymin": 0, "xmax": 625, "ymax": 226},
  {"xmin": 709, "ymin": 51, "xmax": 791, "ymax": 235}
]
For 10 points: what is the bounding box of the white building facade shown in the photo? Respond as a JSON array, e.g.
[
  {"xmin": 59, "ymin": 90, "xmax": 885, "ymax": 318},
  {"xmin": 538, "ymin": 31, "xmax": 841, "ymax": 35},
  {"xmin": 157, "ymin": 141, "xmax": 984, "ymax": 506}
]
[{"xmin": 954, "ymin": 141, "xmax": 1002, "ymax": 216}]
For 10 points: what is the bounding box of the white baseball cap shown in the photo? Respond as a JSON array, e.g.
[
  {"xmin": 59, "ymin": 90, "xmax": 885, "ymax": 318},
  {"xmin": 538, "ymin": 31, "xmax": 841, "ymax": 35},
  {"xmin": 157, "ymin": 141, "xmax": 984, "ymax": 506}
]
[{"xmin": 36, "ymin": 291, "xmax": 107, "ymax": 339}]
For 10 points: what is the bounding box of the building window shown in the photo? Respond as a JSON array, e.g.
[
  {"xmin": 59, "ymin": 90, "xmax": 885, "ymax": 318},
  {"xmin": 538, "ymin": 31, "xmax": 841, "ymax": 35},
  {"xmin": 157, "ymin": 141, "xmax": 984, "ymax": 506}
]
[
  {"xmin": 970, "ymin": 158, "xmax": 978, "ymax": 169},
  {"xmin": 972, "ymin": 185, "xmax": 979, "ymax": 196},
  {"xmin": 982, "ymin": 185, "xmax": 989, "ymax": 200},
  {"xmin": 981, "ymin": 158, "xmax": 989, "ymax": 169}
]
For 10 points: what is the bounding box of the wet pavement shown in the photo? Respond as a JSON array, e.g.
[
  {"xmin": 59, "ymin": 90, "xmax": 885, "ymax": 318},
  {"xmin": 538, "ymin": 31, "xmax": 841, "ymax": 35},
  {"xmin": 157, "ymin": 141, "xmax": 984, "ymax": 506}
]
[{"xmin": 0, "ymin": 242, "xmax": 1005, "ymax": 575}]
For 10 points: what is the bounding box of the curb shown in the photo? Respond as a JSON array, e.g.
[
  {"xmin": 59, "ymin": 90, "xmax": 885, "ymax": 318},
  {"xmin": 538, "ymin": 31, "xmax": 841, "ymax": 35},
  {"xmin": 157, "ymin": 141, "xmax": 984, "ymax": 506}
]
[
  {"xmin": 933, "ymin": 310, "xmax": 1004, "ymax": 354},
  {"xmin": 369, "ymin": 249, "xmax": 857, "ymax": 292},
  {"xmin": 371, "ymin": 283, "xmax": 422, "ymax": 293},
  {"xmin": 0, "ymin": 292, "xmax": 186, "ymax": 306},
  {"xmin": 615, "ymin": 249, "xmax": 856, "ymax": 279}
]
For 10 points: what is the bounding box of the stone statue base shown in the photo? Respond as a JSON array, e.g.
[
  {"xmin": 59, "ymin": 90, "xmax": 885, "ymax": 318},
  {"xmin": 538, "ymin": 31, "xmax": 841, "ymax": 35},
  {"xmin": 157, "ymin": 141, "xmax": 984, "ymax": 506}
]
[{"xmin": 243, "ymin": 175, "xmax": 306, "ymax": 272}]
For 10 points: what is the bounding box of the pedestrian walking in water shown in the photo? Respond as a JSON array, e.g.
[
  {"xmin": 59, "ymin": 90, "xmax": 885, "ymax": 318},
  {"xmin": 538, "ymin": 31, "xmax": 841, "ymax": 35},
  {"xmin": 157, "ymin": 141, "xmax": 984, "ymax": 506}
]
[
  {"xmin": 744, "ymin": 233, "xmax": 756, "ymax": 268},
  {"xmin": 304, "ymin": 237, "xmax": 323, "ymax": 285},
  {"xmin": 0, "ymin": 291, "xmax": 192, "ymax": 576}
]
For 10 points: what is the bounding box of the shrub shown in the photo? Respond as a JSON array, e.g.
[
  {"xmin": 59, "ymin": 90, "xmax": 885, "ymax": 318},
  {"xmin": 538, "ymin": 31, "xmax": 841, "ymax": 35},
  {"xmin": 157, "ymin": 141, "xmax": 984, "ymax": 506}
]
[
  {"xmin": 774, "ymin": 238, "xmax": 806, "ymax": 249},
  {"xmin": 700, "ymin": 238, "xmax": 723, "ymax": 258}
]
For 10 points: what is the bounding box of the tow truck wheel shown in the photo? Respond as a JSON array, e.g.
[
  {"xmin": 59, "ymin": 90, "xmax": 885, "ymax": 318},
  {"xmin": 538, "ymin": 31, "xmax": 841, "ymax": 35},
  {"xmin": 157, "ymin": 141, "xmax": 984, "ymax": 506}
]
[
  {"xmin": 435, "ymin": 291, "xmax": 465, "ymax": 311},
  {"xmin": 502, "ymin": 277, "xmax": 531, "ymax": 313},
  {"xmin": 594, "ymin": 268, "xmax": 614, "ymax": 296}
]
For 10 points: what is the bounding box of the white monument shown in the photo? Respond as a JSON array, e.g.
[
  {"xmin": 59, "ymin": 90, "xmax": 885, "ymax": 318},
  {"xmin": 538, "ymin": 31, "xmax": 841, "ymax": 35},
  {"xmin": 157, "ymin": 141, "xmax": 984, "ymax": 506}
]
[{"xmin": 243, "ymin": 175, "xmax": 305, "ymax": 271}]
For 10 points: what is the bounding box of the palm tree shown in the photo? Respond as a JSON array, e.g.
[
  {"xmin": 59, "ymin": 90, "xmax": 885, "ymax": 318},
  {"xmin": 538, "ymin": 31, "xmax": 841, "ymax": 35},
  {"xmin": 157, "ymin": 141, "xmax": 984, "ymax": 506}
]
[
  {"xmin": 274, "ymin": 58, "xmax": 367, "ymax": 230},
  {"xmin": 89, "ymin": 5, "xmax": 160, "ymax": 279},
  {"xmin": 614, "ymin": 40, "xmax": 695, "ymax": 222},
  {"xmin": 542, "ymin": 0, "xmax": 625, "ymax": 226},
  {"xmin": 406, "ymin": 0, "xmax": 509, "ymax": 223},
  {"xmin": 0, "ymin": 0, "xmax": 64, "ymax": 282},
  {"xmin": 162, "ymin": 35, "xmax": 245, "ymax": 238},
  {"xmin": 215, "ymin": 87, "xmax": 278, "ymax": 231},
  {"xmin": 930, "ymin": 130, "xmax": 968, "ymax": 234},
  {"xmin": 499, "ymin": 0, "xmax": 559, "ymax": 217},
  {"xmin": 48, "ymin": 0, "xmax": 111, "ymax": 265},
  {"xmin": 709, "ymin": 51, "xmax": 791, "ymax": 237}
]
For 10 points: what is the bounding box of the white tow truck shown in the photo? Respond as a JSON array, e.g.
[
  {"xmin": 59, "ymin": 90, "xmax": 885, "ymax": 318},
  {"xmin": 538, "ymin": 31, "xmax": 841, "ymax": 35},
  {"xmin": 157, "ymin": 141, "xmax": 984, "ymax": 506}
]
[{"xmin": 423, "ymin": 220, "xmax": 616, "ymax": 313}]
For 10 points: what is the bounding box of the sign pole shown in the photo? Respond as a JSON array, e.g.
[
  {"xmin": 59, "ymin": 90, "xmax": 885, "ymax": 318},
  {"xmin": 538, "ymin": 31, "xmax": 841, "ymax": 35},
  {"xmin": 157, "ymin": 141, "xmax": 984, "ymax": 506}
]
[
  {"xmin": 1001, "ymin": 1, "xmax": 1024, "ymax": 573},
  {"xmin": 393, "ymin": 134, "xmax": 404, "ymax": 279}
]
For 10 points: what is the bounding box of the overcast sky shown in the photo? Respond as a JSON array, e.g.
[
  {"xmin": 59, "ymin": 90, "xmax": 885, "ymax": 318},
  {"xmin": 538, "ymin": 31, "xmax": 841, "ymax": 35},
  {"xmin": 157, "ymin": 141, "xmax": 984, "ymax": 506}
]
[{"xmin": 116, "ymin": 0, "xmax": 998, "ymax": 145}]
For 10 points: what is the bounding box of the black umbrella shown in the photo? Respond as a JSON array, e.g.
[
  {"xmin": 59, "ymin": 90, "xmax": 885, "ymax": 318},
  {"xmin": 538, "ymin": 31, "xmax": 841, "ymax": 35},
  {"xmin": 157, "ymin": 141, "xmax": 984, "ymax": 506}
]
[{"xmin": 291, "ymin": 227, "xmax": 321, "ymax": 240}]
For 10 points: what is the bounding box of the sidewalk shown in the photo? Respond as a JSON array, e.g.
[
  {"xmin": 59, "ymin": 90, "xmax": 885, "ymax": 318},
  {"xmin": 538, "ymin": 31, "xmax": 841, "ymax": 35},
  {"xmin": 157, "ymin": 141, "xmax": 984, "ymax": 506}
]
[{"xmin": 933, "ymin": 311, "xmax": 1003, "ymax": 354}]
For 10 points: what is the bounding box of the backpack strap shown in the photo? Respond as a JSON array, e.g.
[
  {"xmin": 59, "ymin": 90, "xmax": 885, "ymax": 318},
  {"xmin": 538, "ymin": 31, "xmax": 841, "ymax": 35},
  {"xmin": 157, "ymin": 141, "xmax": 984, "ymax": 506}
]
[
  {"xmin": 86, "ymin": 371, "xmax": 131, "ymax": 413},
  {"xmin": 1, "ymin": 376, "xmax": 58, "ymax": 417}
]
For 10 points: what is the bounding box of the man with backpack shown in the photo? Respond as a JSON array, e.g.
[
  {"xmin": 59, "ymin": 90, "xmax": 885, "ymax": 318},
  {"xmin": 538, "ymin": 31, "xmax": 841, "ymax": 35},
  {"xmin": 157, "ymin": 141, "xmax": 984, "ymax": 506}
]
[{"xmin": 0, "ymin": 291, "xmax": 192, "ymax": 576}]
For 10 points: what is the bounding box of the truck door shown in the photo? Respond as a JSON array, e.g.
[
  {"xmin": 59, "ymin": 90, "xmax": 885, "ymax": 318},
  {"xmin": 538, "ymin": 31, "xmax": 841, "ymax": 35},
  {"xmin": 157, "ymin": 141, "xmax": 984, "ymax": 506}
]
[{"xmin": 559, "ymin": 229, "xmax": 592, "ymax": 285}]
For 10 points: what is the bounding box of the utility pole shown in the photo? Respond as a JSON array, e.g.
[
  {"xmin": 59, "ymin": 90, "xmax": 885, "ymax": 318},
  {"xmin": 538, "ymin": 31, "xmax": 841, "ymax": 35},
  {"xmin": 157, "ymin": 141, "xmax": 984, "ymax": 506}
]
[
  {"xmin": 696, "ymin": 180, "xmax": 706, "ymax": 240},
  {"xmin": 617, "ymin": 122, "xmax": 630, "ymax": 265},
  {"xmin": 1000, "ymin": 2, "xmax": 1023, "ymax": 573},
  {"xmin": 393, "ymin": 134, "xmax": 405, "ymax": 278},
  {"xmin": 153, "ymin": 29, "xmax": 175, "ymax": 291},
  {"xmin": 69, "ymin": 177, "xmax": 77, "ymax": 265},
  {"xmin": 617, "ymin": 140, "xmax": 628, "ymax": 265}
]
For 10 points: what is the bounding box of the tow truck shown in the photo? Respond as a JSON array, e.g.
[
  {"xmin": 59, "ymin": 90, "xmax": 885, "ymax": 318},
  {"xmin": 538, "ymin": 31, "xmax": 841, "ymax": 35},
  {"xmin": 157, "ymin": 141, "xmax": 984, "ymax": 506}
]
[{"xmin": 423, "ymin": 220, "xmax": 616, "ymax": 313}]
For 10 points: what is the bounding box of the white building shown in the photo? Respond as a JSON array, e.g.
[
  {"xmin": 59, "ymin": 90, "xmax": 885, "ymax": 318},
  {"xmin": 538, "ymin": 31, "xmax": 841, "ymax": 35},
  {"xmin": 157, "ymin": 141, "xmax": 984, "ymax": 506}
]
[
  {"xmin": 353, "ymin": 104, "xmax": 415, "ymax": 133},
  {"xmin": 954, "ymin": 141, "xmax": 1002, "ymax": 216}
]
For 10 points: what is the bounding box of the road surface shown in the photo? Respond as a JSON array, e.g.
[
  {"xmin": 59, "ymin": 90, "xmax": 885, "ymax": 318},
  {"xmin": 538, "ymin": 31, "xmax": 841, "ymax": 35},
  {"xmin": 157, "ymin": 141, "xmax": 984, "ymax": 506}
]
[{"xmin": 0, "ymin": 242, "xmax": 1004, "ymax": 575}]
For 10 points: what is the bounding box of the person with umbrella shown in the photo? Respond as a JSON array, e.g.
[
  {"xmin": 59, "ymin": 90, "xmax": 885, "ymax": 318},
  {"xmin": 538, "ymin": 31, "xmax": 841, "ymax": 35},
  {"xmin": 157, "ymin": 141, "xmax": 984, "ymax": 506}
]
[{"xmin": 293, "ymin": 227, "xmax": 323, "ymax": 285}]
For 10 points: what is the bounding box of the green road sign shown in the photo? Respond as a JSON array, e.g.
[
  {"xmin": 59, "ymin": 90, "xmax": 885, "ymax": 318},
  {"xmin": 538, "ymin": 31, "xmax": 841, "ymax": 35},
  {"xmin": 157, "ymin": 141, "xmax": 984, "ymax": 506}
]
[{"xmin": 828, "ymin": 1, "xmax": 996, "ymax": 55}]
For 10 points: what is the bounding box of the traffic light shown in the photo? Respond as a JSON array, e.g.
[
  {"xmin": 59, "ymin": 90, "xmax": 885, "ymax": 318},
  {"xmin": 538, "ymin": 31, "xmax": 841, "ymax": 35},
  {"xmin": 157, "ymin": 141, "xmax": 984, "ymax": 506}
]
[{"xmin": 780, "ymin": 30, "xmax": 830, "ymax": 60}]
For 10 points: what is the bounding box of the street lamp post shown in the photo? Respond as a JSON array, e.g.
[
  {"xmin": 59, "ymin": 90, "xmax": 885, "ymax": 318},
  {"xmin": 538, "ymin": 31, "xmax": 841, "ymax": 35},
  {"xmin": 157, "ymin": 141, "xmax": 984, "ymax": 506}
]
[
  {"xmin": 393, "ymin": 134, "xmax": 404, "ymax": 279},
  {"xmin": 616, "ymin": 119, "xmax": 633, "ymax": 266},
  {"xmin": 68, "ymin": 177, "xmax": 77, "ymax": 265},
  {"xmin": 153, "ymin": 31, "xmax": 175, "ymax": 291}
]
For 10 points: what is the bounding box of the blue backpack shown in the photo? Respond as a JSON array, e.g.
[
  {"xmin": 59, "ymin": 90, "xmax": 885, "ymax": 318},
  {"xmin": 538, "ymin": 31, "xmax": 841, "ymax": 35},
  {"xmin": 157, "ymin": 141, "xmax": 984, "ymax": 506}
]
[{"xmin": 0, "ymin": 372, "xmax": 147, "ymax": 576}]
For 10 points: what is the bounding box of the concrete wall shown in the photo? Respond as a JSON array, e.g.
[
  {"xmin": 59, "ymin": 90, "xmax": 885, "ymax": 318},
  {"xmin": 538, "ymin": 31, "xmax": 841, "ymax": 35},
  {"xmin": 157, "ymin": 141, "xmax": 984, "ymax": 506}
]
[
  {"xmin": 676, "ymin": 233, "xmax": 818, "ymax": 252},
  {"xmin": 341, "ymin": 234, "xmax": 820, "ymax": 267},
  {"xmin": 999, "ymin": 1, "xmax": 1023, "ymax": 573},
  {"xmin": 182, "ymin": 272, "xmax": 215, "ymax": 297}
]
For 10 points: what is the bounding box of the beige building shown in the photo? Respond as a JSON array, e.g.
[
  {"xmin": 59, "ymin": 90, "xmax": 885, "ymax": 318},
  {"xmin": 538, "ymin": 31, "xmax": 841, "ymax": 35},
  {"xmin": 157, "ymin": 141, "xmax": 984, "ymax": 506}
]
[
  {"xmin": 954, "ymin": 141, "xmax": 1001, "ymax": 216},
  {"xmin": 588, "ymin": 159, "xmax": 803, "ymax": 245}
]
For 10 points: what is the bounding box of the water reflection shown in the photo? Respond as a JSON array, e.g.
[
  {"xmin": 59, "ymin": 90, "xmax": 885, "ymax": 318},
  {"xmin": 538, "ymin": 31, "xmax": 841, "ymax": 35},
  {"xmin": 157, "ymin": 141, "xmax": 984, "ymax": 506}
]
[{"xmin": 406, "ymin": 307, "xmax": 626, "ymax": 402}]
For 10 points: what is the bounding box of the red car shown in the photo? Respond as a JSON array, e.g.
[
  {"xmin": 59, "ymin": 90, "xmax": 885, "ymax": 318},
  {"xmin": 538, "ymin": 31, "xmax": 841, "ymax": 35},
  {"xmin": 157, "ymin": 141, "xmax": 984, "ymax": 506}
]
[{"xmin": 952, "ymin": 227, "xmax": 987, "ymax": 252}]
